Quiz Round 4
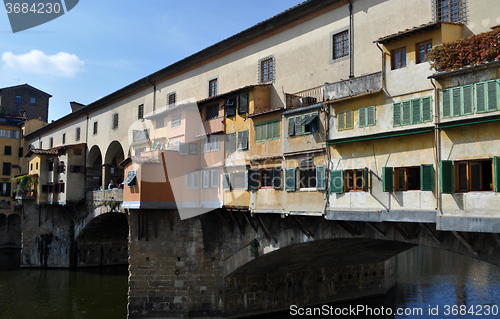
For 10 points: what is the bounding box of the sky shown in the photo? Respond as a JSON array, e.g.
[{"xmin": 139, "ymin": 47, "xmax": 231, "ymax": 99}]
[{"xmin": 0, "ymin": 0, "xmax": 301, "ymax": 121}]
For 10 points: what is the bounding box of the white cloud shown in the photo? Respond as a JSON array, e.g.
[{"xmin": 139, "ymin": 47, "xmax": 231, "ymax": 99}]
[{"xmin": 2, "ymin": 50, "xmax": 84, "ymax": 77}]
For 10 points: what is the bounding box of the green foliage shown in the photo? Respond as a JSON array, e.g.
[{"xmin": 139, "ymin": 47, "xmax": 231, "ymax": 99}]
[
  {"xmin": 428, "ymin": 29, "xmax": 500, "ymax": 72},
  {"xmin": 10, "ymin": 174, "xmax": 38, "ymax": 193}
]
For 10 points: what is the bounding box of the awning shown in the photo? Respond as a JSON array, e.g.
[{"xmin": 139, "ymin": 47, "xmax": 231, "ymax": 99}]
[
  {"xmin": 123, "ymin": 170, "xmax": 137, "ymax": 185},
  {"xmin": 300, "ymin": 113, "xmax": 317, "ymax": 125}
]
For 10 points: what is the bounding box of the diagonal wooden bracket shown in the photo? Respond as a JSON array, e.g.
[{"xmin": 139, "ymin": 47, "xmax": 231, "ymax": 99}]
[
  {"xmin": 256, "ymin": 215, "xmax": 277, "ymax": 243},
  {"xmin": 291, "ymin": 216, "xmax": 314, "ymax": 238},
  {"xmin": 365, "ymin": 222, "xmax": 386, "ymax": 237},
  {"xmin": 216, "ymin": 210, "xmax": 232, "ymax": 232},
  {"xmin": 392, "ymin": 223, "xmax": 411, "ymax": 240},
  {"xmin": 228, "ymin": 211, "xmax": 245, "ymax": 236},
  {"xmin": 420, "ymin": 223, "xmax": 441, "ymax": 244},
  {"xmin": 336, "ymin": 221, "xmax": 360, "ymax": 236},
  {"xmin": 452, "ymin": 231, "xmax": 478, "ymax": 256},
  {"xmin": 400, "ymin": 223, "xmax": 417, "ymax": 240},
  {"xmin": 242, "ymin": 211, "xmax": 258, "ymax": 233},
  {"xmin": 492, "ymin": 233, "xmax": 500, "ymax": 249}
]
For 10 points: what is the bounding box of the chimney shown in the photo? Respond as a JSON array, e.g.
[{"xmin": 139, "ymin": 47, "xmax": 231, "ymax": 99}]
[{"xmin": 70, "ymin": 101, "xmax": 85, "ymax": 112}]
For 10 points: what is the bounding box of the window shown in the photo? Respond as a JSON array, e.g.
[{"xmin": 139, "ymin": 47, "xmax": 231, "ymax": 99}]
[
  {"xmin": 62, "ymin": 133, "xmax": 66, "ymax": 145},
  {"xmin": 15, "ymin": 95, "xmax": 21, "ymax": 111},
  {"xmin": 358, "ymin": 106, "xmax": 376, "ymax": 127},
  {"xmin": 383, "ymin": 165, "xmax": 434, "ymax": 192},
  {"xmin": 168, "ymin": 93, "xmax": 176, "ymax": 108},
  {"xmin": 248, "ymin": 167, "xmax": 282, "ymax": 190},
  {"xmin": 237, "ymin": 130, "xmax": 249, "ymax": 151},
  {"xmin": 30, "ymin": 97, "xmax": 36, "ymax": 105},
  {"xmin": 261, "ymin": 169, "xmax": 273, "ymax": 188},
  {"xmin": 232, "ymin": 172, "xmax": 246, "ymax": 189},
  {"xmin": 393, "ymin": 97, "xmax": 432, "ymax": 126},
  {"xmin": 259, "ymin": 56, "xmax": 275, "ymax": 84},
  {"xmin": 186, "ymin": 172, "xmax": 199, "ymax": 189},
  {"xmin": 255, "ymin": 120, "xmax": 280, "ymax": 142},
  {"xmin": 223, "ymin": 173, "xmax": 231, "ymax": 191},
  {"xmin": 113, "ymin": 113, "xmax": 119, "ymax": 129},
  {"xmin": 2, "ymin": 163, "xmax": 11, "ymax": 176},
  {"xmin": 0, "ymin": 130, "xmax": 5, "ymax": 138},
  {"xmin": 337, "ymin": 110, "xmax": 353, "ymax": 131},
  {"xmin": 332, "ymin": 30, "xmax": 349, "ymax": 59},
  {"xmin": 202, "ymin": 170, "xmax": 210, "ymax": 189},
  {"xmin": 75, "ymin": 127, "xmax": 81, "ymax": 141},
  {"xmin": 93, "ymin": 121, "xmax": 98, "ymax": 135},
  {"xmin": 211, "ymin": 170, "xmax": 220, "ymax": 188},
  {"xmin": 4, "ymin": 146, "xmax": 11, "ymax": 156},
  {"xmin": 208, "ymin": 78, "xmax": 218, "ymax": 97},
  {"xmin": 396, "ymin": 167, "xmax": 421, "ymax": 191},
  {"xmin": 436, "ymin": 0, "xmax": 463, "ymax": 22},
  {"xmin": 48, "ymin": 162, "xmax": 54, "ymax": 172},
  {"xmin": 123, "ymin": 170, "xmax": 137, "ymax": 187},
  {"xmin": 225, "ymin": 133, "xmax": 236, "ymax": 153},
  {"xmin": 238, "ymin": 93, "xmax": 249, "ymax": 114},
  {"xmin": 132, "ymin": 130, "xmax": 149, "ymax": 142},
  {"xmin": 138, "ymin": 104, "xmax": 144, "ymax": 120},
  {"xmin": 345, "ymin": 169, "xmax": 367, "ymax": 192},
  {"xmin": 49, "ymin": 137, "xmax": 53, "ymax": 148},
  {"xmin": 156, "ymin": 117, "xmax": 165, "ymax": 129},
  {"xmin": 299, "ymin": 168, "xmax": 316, "ymax": 189},
  {"xmin": 134, "ymin": 147, "xmax": 146, "ymax": 156},
  {"xmin": 226, "ymin": 97, "xmax": 236, "ymax": 117},
  {"xmin": 205, "ymin": 104, "xmax": 219, "ymax": 121},
  {"xmin": 392, "ymin": 48, "xmax": 406, "ymax": 69},
  {"xmin": 7, "ymin": 130, "xmax": 19, "ymax": 139},
  {"xmin": 35, "ymin": 162, "xmax": 38, "ymax": 170},
  {"xmin": 189, "ymin": 143, "xmax": 198, "ymax": 155},
  {"xmin": 171, "ymin": 114, "xmax": 181, "ymax": 127},
  {"xmin": 456, "ymin": 159, "xmax": 493, "ymax": 192},
  {"xmin": 417, "ymin": 40, "xmax": 432, "ymax": 64},
  {"xmin": 203, "ymin": 136, "xmax": 220, "ymax": 153},
  {"xmin": 18, "ymin": 147, "xmax": 23, "ymax": 157},
  {"xmin": 0, "ymin": 183, "xmax": 11, "ymax": 197},
  {"xmin": 288, "ymin": 112, "xmax": 319, "ymax": 136}
]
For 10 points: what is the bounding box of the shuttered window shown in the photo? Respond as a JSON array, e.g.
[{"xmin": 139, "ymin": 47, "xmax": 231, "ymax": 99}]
[
  {"xmin": 439, "ymin": 160, "xmax": 454, "ymax": 194},
  {"xmin": 345, "ymin": 169, "xmax": 367, "ymax": 192},
  {"xmin": 238, "ymin": 93, "xmax": 249, "ymax": 114},
  {"xmin": 358, "ymin": 106, "xmax": 376, "ymax": 127},
  {"xmin": 186, "ymin": 172, "xmax": 199, "ymax": 190},
  {"xmin": 285, "ymin": 168, "xmax": 295, "ymax": 192},
  {"xmin": 222, "ymin": 173, "xmax": 231, "ymax": 191},
  {"xmin": 248, "ymin": 169, "xmax": 260, "ymax": 190},
  {"xmin": 475, "ymin": 79, "xmax": 499, "ymax": 113},
  {"xmin": 316, "ymin": 165, "xmax": 326, "ymax": 191},
  {"xmin": 338, "ymin": 110, "xmax": 353, "ymax": 131},
  {"xmin": 442, "ymin": 80, "xmax": 500, "ymax": 118},
  {"xmin": 202, "ymin": 171, "xmax": 210, "ymax": 189},
  {"xmin": 255, "ymin": 120, "xmax": 280, "ymax": 142},
  {"xmin": 330, "ymin": 170, "xmax": 344, "ymax": 193},
  {"xmin": 179, "ymin": 143, "xmax": 189, "ymax": 155},
  {"xmin": 289, "ymin": 112, "xmax": 319, "ymax": 136},
  {"xmin": 226, "ymin": 97, "xmax": 236, "ymax": 117},
  {"xmin": 273, "ymin": 167, "xmax": 282, "ymax": 189},
  {"xmin": 226, "ymin": 133, "xmax": 236, "ymax": 153},
  {"xmin": 382, "ymin": 167, "xmax": 393, "ymax": 192},
  {"xmin": 393, "ymin": 97, "xmax": 432, "ymax": 126},
  {"xmin": 454, "ymin": 159, "xmax": 493, "ymax": 192},
  {"xmin": 494, "ymin": 156, "xmax": 500, "ymax": 192},
  {"xmin": 395, "ymin": 167, "xmax": 420, "ymax": 191},
  {"xmin": 420, "ymin": 164, "xmax": 434, "ymax": 191},
  {"xmin": 237, "ymin": 130, "xmax": 249, "ymax": 150}
]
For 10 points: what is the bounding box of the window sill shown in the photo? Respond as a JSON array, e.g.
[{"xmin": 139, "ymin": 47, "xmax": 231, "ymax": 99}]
[{"xmin": 298, "ymin": 188, "xmax": 317, "ymax": 192}]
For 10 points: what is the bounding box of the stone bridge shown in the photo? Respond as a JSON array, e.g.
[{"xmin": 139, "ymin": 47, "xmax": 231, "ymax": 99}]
[{"xmin": 127, "ymin": 209, "xmax": 500, "ymax": 318}]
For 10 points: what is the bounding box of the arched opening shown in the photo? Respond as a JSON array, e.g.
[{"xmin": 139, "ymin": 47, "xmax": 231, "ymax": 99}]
[
  {"xmin": 104, "ymin": 141, "xmax": 125, "ymax": 188},
  {"xmin": 87, "ymin": 145, "xmax": 102, "ymax": 191}
]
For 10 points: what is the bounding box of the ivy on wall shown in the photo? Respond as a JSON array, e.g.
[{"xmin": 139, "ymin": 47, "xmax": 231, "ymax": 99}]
[{"xmin": 428, "ymin": 28, "xmax": 500, "ymax": 72}]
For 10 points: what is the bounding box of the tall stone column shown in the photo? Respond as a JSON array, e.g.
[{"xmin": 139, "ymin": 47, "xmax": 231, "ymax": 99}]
[{"xmin": 102, "ymin": 163, "xmax": 111, "ymax": 189}]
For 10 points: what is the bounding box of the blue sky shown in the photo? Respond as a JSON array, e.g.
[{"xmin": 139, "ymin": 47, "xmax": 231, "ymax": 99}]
[{"xmin": 0, "ymin": 0, "xmax": 301, "ymax": 121}]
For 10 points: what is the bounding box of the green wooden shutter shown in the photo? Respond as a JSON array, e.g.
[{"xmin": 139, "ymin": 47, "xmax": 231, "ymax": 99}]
[
  {"xmin": 273, "ymin": 167, "xmax": 282, "ymax": 189},
  {"xmin": 248, "ymin": 169, "xmax": 260, "ymax": 190},
  {"xmin": 316, "ymin": 165, "xmax": 326, "ymax": 191},
  {"xmin": 358, "ymin": 107, "xmax": 366, "ymax": 127},
  {"xmin": 238, "ymin": 93, "xmax": 249, "ymax": 114},
  {"xmin": 285, "ymin": 168, "xmax": 295, "ymax": 192},
  {"xmin": 273, "ymin": 121, "xmax": 280, "ymax": 139},
  {"xmin": 288, "ymin": 117, "xmax": 295, "ymax": 136},
  {"xmin": 470, "ymin": 163, "xmax": 481, "ymax": 191},
  {"xmin": 393, "ymin": 102, "xmax": 401, "ymax": 126},
  {"xmin": 487, "ymin": 80, "xmax": 498, "ymax": 111},
  {"xmin": 420, "ymin": 164, "xmax": 434, "ymax": 191},
  {"xmin": 338, "ymin": 112, "xmax": 345, "ymax": 130},
  {"xmin": 223, "ymin": 173, "xmax": 231, "ymax": 191},
  {"xmin": 442, "ymin": 89, "xmax": 451, "ymax": 117},
  {"xmin": 255, "ymin": 125, "xmax": 262, "ymax": 142},
  {"xmin": 382, "ymin": 167, "xmax": 393, "ymax": 192},
  {"xmin": 411, "ymin": 99, "xmax": 422, "ymax": 124},
  {"xmin": 452, "ymin": 87, "xmax": 462, "ymax": 117},
  {"xmin": 422, "ymin": 96, "xmax": 432, "ymax": 122},
  {"xmin": 439, "ymin": 160, "xmax": 454, "ymax": 194},
  {"xmin": 244, "ymin": 171, "xmax": 249, "ymax": 190},
  {"xmin": 295, "ymin": 116, "xmax": 303, "ymax": 136},
  {"xmin": 494, "ymin": 156, "xmax": 500, "ymax": 192},
  {"xmin": 402, "ymin": 101, "xmax": 411, "ymax": 125},
  {"xmin": 463, "ymin": 85, "xmax": 473, "ymax": 115},
  {"xmin": 475, "ymin": 82, "xmax": 486, "ymax": 113},
  {"xmin": 346, "ymin": 110, "xmax": 353, "ymax": 129},
  {"xmin": 367, "ymin": 106, "xmax": 376, "ymax": 126},
  {"xmin": 363, "ymin": 168, "xmax": 369, "ymax": 192},
  {"xmin": 330, "ymin": 170, "xmax": 344, "ymax": 193}
]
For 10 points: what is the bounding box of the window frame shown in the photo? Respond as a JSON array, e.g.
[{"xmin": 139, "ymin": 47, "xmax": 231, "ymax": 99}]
[
  {"xmin": 186, "ymin": 172, "xmax": 200, "ymax": 190},
  {"xmin": 344, "ymin": 169, "xmax": 367, "ymax": 192},
  {"xmin": 205, "ymin": 104, "xmax": 219, "ymax": 121},
  {"xmin": 93, "ymin": 121, "xmax": 98, "ymax": 135},
  {"xmin": 138, "ymin": 104, "xmax": 144, "ymax": 120},
  {"xmin": 30, "ymin": 97, "xmax": 36, "ymax": 105},
  {"xmin": 436, "ymin": 0, "xmax": 463, "ymax": 23},
  {"xmin": 455, "ymin": 159, "xmax": 493, "ymax": 193},
  {"xmin": 299, "ymin": 167, "xmax": 317, "ymax": 190},
  {"xmin": 391, "ymin": 47, "xmax": 407, "ymax": 70},
  {"xmin": 337, "ymin": 110, "xmax": 354, "ymax": 131},
  {"xmin": 112, "ymin": 113, "xmax": 119, "ymax": 129},
  {"xmin": 260, "ymin": 168, "xmax": 274, "ymax": 189},
  {"xmin": 395, "ymin": 166, "xmax": 421, "ymax": 191},
  {"xmin": 259, "ymin": 55, "xmax": 275, "ymax": 84},
  {"xmin": 167, "ymin": 92, "xmax": 176, "ymax": 108},
  {"xmin": 358, "ymin": 106, "xmax": 376, "ymax": 128},
  {"xmin": 255, "ymin": 120, "xmax": 280, "ymax": 143},
  {"xmin": 2, "ymin": 162, "xmax": 11, "ymax": 176},
  {"xmin": 171, "ymin": 114, "xmax": 182, "ymax": 128},
  {"xmin": 75, "ymin": 127, "xmax": 81, "ymax": 141},
  {"xmin": 332, "ymin": 30, "xmax": 349, "ymax": 60},
  {"xmin": 208, "ymin": 78, "xmax": 218, "ymax": 98},
  {"xmin": 4, "ymin": 146, "xmax": 11, "ymax": 156},
  {"xmin": 416, "ymin": 40, "xmax": 432, "ymax": 64}
]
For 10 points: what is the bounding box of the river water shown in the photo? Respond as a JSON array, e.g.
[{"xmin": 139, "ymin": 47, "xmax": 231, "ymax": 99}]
[{"xmin": 0, "ymin": 246, "xmax": 499, "ymax": 318}]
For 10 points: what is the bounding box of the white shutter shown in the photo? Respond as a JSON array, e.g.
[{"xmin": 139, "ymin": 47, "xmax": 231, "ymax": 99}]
[
  {"xmin": 211, "ymin": 170, "xmax": 220, "ymax": 188},
  {"xmin": 203, "ymin": 171, "xmax": 210, "ymax": 189}
]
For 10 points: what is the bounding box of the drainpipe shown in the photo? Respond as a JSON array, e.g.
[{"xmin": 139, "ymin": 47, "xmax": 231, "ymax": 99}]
[
  {"xmin": 430, "ymin": 78, "xmax": 441, "ymax": 213},
  {"xmin": 348, "ymin": 0, "xmax": 354, "ymax": 78},
  {"xmin": 147, "ymin": 76, "xmax": 156, "ymax": 114},
  {"xmin": 375, "ymin": 42, "xmax": 386, "ymax": 93},
  {"xmin": 84, "ymin": 112, "xmax": 89, "ymax": 193}
]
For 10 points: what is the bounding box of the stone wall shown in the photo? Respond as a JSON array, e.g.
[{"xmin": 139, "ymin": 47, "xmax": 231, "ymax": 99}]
[
  {"xmin": 0, "ymin": 213, "xmax": 21, "ymax": 249},
  {"xmin": 0, "ymin": 85, "xmax": 50, "ymax": 122}
]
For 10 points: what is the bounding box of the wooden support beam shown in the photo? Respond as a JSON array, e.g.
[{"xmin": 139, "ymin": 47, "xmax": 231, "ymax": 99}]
[
  {"xmin": 365, "ymin": 222, "xmax": 386, "ymax": 237},
  {"xmin": 492, "ymin": 233, "xmax": 500, "ymax": 249},
  {"xmin": 291, "ymin": 216, "xmax": 314, "ymax": 238},
  {"xmin": 216, "ymin": 210, "xmax": 232, "ymax": 232},
  {"xmin": 452, "ymin": 231, "xmax": 478, "ymax": 256},
  {"xmin": 228, "ymin": 211, "xmax": 245, "ymax": 236},
  {"xmin": 256, "ymin": 215, "xmax": 277, "ymax": 243},
  {"xmin": 400, "ymin": 223, "xmax": 417, "ymax": 240},
  {"xmin": 336, "ymin": 221, "xmax": 360, "ymax": 236},
  {"xmin": 242, "ymin": 211, "xmax": 258, "ymax": 233},
  {"xmin": 154, "ymin": 211, "xmax": 158, "ymax": 238},
  {"xmin": 392, "ymin": 223, "xmax": 411, "ymax": 240},
  {"xmin": 419, "ymin": 223, "xmax": 441, "ymax": 244}
]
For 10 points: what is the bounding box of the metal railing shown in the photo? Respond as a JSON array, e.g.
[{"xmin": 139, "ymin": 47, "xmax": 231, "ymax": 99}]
[{"xmin": 285, "ymin": 85, "xmax": 324, "ymax": 109}]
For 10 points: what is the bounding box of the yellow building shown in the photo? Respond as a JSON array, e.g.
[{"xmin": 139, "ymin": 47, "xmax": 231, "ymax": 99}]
[{"xmin": 0, "ymin": 115, "xmax": 23, "ymax": 214}]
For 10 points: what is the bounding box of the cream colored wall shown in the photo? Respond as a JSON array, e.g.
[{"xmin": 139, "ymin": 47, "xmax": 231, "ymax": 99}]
[{"xmin": 465, "ymin": 0, "xmax": 500, "ymax": 37}]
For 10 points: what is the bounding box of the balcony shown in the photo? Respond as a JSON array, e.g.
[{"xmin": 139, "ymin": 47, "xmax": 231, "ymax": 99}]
[
  {"xmin": 285, "ymin": 85, "xmax": 324, "ymax": 110},
  {"xmin": 202, "ymin": 117, "xmax": 224, "ymax": 136}
]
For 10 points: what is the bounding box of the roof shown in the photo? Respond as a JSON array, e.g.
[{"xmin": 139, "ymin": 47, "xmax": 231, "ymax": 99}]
[
  {"xmin": 375, "ymin": 21, "xmax": 462, "ymax": 44},
  {"xmin": 0, "ymin": 83, "xmax": 52, "ymax": 97},
  {"xmin": 24, "ymin": 0, "xmax": 343, "ymax": 140},
  {"xmin": 428, "ymin": 59, "xmax": 500, "ymax": 79},
  {"xmin": 247, "ymin": 107, "xmax": 284, "ymax": 118},
  {"xmin": 197, "ymin": 84, "xmax": 269, "ymax": 105},
  {"xmin": 24, "ymin": 142, "xmax": 86, "ymax": 157},
  {"xmin": 120, "ymin": 156, "xmax": 162, "ymax": 167}
]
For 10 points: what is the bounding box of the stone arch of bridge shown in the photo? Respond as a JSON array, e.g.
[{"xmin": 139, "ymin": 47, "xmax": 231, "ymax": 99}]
[
  {"xmin": 86, "ymin": 145, "xmax": 102, "ymax": 191},
  {"xmin": 103, "ymin": 140, "xmax": 125, "ymax": 188}
]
